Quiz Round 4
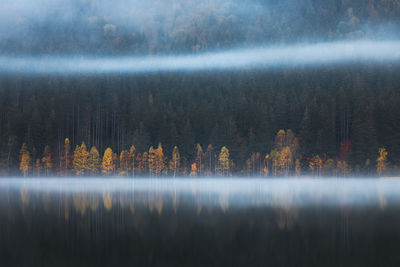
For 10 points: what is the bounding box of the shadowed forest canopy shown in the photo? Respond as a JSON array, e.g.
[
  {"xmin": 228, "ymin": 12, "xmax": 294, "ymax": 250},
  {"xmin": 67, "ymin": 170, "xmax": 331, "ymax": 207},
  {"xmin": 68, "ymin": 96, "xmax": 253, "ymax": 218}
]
[
  {"xmin": 0, "ymin": 0, "xmax": 399, "ymax": 176},
  {"xmin": 1, "ymin": 64, "xmax": 400, "ymax": 175},
  {"xmin": 0, "ymin": 0, "xmax": 399, "ymax": 54}
]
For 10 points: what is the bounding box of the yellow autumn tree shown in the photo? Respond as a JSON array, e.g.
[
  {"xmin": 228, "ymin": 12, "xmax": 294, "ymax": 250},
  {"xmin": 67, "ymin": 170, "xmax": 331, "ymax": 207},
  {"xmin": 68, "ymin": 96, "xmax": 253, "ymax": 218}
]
[
  {"xmin": 169, "ymin": 146, "xmax": 180, "ymax": 177},
  {"xmin": 263, "ymin": 154, "xmax": 270, "ymax": 176},
  {"xmin": 128, "ymin": 145, "xmax": 136, "ymax": 176},
  {"xmin": 337, "ymin": 160, "xmax": 350, "ymax": 176},
  {"xmin": 270, "ymin": 149, "xmax": 280, "ymax": 176},
  {"xmin": 20, "ymin": 151, "xmax": 31, "ymax": 176},
  {"xmin": 148, "ymin": 146, "xmax": 156, "ymax": 176},
  {"xmin": 42, "ymin": 145, "xmax": 54, "ymax": 176},
  {"xmin": 136, "ymin": 153, "xmax": 144, "ymax": 174},
  {"xmin": 63, "ymin": 138, "xmax": 71, "ymax": 174},
  {"xmin": 87, "ymin": 146, "xmax": 101, "ymax": 175},
  {"xmin": 377, "ymin": 147, "xmax": 388, "ymax": 176},
  {"xmin": 279, "ymin": 146, "xmax": 292, "ymax": 175},
  {"xmin": 247, "ymin": 152, "xmax": 261, "ymax": 176},
  {"xmin": 73, "ymin": 142, "xmax": 89, "ymax": 176},
  {"xmin": 19, "ymin": 143, "xmax": 28, "ymax": 162},
  {"xmin": 154, "ymin": 143, "xmax": 165, "ymax": 176},
  {"xmin": 34, "ymin": 158, "xmax": 42, "ymax": 176},
  {"xmin": 102, "ymin": 148, "xmax": 115, "ymax": 175},
  {"xmin": 142, "ymin": 152, "xmax": 149, "ymax": 175},
  {"xmin": 119, "ymin": 150, "xmax": 129, "ymax": 176},
  {"xmin": 194, "ymin": 144, "xmax": 203, "ymax": 176},
  {"xmin": 218, "ymin": 146, "xmax": 230, "ymax": 176},
  {"xmin": 275, "ymin": 129, "xmax": 286, "ymax": 150},
  {"xmin": 190, "ymin": 163, "xmax": 197, "ymax": 176},
  {"xmin": 309, "ymin": 155, "xmax": 323, "ymax": 176},
  {"xmin": 295, "ymin": 158, "xmax": 301, "ymax": 176}
]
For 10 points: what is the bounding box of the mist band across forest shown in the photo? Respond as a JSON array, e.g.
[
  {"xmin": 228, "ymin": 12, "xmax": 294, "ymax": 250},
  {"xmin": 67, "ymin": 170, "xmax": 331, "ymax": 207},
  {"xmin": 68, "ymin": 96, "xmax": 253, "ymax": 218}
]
[{"xmin": 0, "ymin": 41, "xmax": 399, "ymax": 75}]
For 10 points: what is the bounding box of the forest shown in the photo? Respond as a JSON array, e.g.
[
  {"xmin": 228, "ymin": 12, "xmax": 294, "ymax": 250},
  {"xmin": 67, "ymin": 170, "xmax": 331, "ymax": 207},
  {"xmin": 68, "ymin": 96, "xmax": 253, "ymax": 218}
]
[
  {"xmin": 1, "ymin": 64, "xmax": 399, "ymax": 177},
  {"xmin": 0, "ymin": 0, "xmax": 399, "ymax": 176}
]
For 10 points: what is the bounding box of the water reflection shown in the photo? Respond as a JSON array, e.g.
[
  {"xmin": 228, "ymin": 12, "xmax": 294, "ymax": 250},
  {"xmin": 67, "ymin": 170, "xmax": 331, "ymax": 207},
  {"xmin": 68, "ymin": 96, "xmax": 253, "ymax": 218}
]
[
  {"xmin": 3, "ymin": 178, "xmax": 400, "ymax": 214},
  {"xmin": 1, "ymin": 177, "xmax": 400, "ymax": 266}
]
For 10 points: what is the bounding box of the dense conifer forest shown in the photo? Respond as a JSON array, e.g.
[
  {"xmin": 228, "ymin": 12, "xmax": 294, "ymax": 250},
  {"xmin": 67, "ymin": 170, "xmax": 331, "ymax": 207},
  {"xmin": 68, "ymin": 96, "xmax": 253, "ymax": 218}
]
[{"xmin": 0, "ymin": 0, "xmax": 399, "ymax": 176}]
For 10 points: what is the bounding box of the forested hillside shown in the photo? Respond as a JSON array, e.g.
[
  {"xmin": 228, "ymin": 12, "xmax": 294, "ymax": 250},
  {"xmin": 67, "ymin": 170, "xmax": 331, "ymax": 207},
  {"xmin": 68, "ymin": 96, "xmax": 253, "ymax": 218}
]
[
  {"xmin": 1, "ymin": 64, "xmax": 399, "ymax": 176},
  {"xmin": 0, "ymin": 0, "xmax": 399, "ymax": 176},
  {"xmin": 1, "ymin": 0, "xmax": 399, "ymax": 54}
]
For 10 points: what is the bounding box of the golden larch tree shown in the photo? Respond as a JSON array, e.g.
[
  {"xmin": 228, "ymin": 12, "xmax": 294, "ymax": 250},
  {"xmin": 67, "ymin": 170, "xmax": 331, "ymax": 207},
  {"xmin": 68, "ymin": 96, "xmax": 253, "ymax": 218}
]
[
  {"xmin": 194, "ymin": 144, "xmax": 203, "ymax": 176},
  {"xmin": 263, "ymin": 154, "xmax": 270, "ymax": 176},
  {"xmin": 218, "ymin": 146, "xmax": 230, "ymax": 176},
  {"xmin": 63, "ymin": 138, "xmax": 71, "ymax": 174},
  {"xmin": 337, "ymin": 160, "xmax": 350, "ymax": 176},
  {"xmin": 190, "ymin": 163, "xmax": 197, "ymax": 176},
  {"xmin": 102, "ymin": 148, "xmax": 115, "ymax": 175},
  {"xmin": 128, "ymin": 145, "xmax": 136, "ymax": 176},
  {"xmin": 169, "ymin": 146, "xmax": 180, "ymax": 177},
  {"xmin": 34, "ymin": 158, "xmax": 42, "ymax": 176},
  {"xmin": 119, "ymin": 150, "xmax": 129, "ymax": 176},
  {"xmin": 279, "ymin": 146, "xmax": 292, "ymax": 175},
  {"xmin": 295, "ymin": 159, "xmax": 301, "ymax": 176},
  {"xmin": 42, "ymin": 145, "xmax": 54, "ymax": 176},
  {"xmin": 87, "ymin": 146, "xmax": 101, "ymax": 175},
  {"xmin": 20, "ymin": 151, "xmax": 31, "ymax": 176},
  {"xmin": 204, "ymin": 144, "xmax": 214, "ymax": 175},
  {"xmin": 377, "ymin": 147, "xmax": 388, "ymax": 176},
  {"xmin": 73, "ymin": 142, "xmax": 89, "ymax": 176},
  {"xmin": 154, "ymin": 143, "xmax": 165, "ymax": 176},
  {"xmin": 136, "ymin": 153, "xmax": 144, "ymax": 174},
  {"xmin": 148, "ymin": 146, "xmax": 156, "ymax": 176},
  {"xmin": 19, "ymin": 143, "xmax": 28, "ymax": 162},
  {"xmin": 142, "ymin": 152, "xmax": 149, "ymax": 175}
]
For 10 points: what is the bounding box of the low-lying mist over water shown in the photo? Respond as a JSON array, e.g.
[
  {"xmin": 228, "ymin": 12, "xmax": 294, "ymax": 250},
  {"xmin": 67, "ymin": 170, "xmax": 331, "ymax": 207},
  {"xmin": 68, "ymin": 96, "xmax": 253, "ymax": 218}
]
[
  {"xmin": 1, "ymin": 41, "xmax": 399, "ymax": 75},
  {"xmin": 1, "ymin": 177, "xmax": 399, "ymax": 207},
  {"xmin": 2, "ymin": 177, "xmax": 400, "ymax": 266}
]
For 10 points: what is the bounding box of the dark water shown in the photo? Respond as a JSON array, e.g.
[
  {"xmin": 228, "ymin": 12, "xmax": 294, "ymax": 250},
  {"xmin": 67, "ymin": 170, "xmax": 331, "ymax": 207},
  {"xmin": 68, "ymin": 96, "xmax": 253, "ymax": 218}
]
[{"xmin": 0, "ymin": 178, "xmax": 400, "ymax": 266}]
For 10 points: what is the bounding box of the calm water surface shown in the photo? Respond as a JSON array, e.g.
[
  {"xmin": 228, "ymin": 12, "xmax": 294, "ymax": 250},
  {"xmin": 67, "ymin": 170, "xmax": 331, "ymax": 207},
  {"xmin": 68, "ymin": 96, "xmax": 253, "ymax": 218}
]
[{"xmin": 0, "ymin": 177, "xmax": 399, "ymax": 266}]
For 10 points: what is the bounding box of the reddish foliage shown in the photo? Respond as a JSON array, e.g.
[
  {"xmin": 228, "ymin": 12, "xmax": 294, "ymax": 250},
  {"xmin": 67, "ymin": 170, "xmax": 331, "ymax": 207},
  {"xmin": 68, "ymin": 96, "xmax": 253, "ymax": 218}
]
[
  {"xmin": 339, "ymin": 140, "xmax": 351, "ymax": 160},
  {"xmin": 113, "ymin": 37, "xmax": 120, "ymax": 47}
]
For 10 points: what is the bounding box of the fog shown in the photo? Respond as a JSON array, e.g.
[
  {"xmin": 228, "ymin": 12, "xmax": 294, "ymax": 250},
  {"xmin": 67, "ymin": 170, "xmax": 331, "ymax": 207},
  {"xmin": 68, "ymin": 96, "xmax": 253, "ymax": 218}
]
[
  {"xmin": 2, "ymin": 177, "xmax": 399, "ymax": 207},
  {"xmin": 0, "ymin": 40, "xmax": 398, "ymax": 74}
]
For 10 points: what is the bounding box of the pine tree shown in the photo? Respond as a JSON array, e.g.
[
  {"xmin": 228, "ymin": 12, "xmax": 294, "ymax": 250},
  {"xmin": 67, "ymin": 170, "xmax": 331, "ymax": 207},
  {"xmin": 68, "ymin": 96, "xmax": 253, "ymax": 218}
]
[
  {"xmin": 102, "ymin": 148, "xmax": 115, "ymax": 175},
  {"xmin": 73, "ymin": 142, "xmax": 89, "ymax": 176}
]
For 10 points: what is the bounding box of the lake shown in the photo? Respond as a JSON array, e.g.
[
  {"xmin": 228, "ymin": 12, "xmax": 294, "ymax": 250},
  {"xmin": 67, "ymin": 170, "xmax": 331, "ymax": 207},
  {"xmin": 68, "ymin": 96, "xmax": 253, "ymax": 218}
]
[{"xmin": 0, "ymin": 177, "xmax": 399, "ymax": 266}]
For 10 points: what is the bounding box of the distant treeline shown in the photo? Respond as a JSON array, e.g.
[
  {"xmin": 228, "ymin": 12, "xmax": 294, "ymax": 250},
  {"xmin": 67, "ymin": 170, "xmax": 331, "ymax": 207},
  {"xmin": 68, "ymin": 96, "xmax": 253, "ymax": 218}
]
[
  {"xmin": 16, "ymin": 130, "xmax": 390, "ymax": 177},
  {"xmin": 1, "ymin": 0, "xmax": 399, "ymax": 55},
  {"xmin": 1, "ymin": 65, "xmax": 399, "ymax": 176}
]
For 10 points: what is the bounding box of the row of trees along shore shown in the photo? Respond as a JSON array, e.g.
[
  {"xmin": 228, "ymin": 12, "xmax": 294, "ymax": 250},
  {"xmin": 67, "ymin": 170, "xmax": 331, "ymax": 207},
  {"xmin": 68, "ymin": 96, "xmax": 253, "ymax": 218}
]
[{"xmin": 17, "ymin": 129, "xmax": 389, "ymax": 177}]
